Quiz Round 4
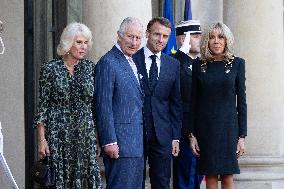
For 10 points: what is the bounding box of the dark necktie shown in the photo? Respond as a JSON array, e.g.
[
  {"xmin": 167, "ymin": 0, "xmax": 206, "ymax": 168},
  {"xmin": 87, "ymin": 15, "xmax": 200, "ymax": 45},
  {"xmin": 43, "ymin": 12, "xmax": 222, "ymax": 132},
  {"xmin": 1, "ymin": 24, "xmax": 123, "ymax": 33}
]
[{"xmin": 149, "ymin": 55, "xmax": 158, "ymax": 92}]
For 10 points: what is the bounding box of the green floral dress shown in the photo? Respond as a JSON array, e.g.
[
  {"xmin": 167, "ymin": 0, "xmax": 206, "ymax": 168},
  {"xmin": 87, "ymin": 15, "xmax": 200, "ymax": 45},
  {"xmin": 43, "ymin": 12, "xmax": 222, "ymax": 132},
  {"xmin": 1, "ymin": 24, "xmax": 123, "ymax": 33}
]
[{"xmin": 35, "ymin": 58, "xmax": 102, "ymax": 189}]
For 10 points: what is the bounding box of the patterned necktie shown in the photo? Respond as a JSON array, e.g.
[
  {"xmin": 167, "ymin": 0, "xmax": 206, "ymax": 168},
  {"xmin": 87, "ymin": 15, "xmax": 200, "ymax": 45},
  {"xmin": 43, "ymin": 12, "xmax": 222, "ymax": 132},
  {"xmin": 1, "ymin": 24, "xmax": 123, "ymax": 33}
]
[
  {"xmin": 149, "ymin": 55, "xmax": 158, "ymax": 92},
  {"xmin": 128, "ymin": 57, "xmax": 139, "ymax": 81}
]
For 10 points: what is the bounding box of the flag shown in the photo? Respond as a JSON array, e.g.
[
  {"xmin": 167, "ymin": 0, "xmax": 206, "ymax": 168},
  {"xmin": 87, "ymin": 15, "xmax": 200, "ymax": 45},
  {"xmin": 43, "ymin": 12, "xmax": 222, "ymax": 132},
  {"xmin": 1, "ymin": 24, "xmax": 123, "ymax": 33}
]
[
  {"xmin": 163, "ymin": 0, "xmax": 177, "ymax": 55},
  {"xmin": 184, "ymin": 0, "xmax": 192, "ymax": 20}
]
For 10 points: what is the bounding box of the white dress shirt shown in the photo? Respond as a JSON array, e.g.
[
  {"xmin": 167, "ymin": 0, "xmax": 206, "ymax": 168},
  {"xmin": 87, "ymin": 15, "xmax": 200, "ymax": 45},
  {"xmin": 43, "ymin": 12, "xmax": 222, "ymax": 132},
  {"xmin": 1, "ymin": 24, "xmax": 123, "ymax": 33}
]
[{"xmin": 144, "ymin": 46, "xmax": 162, "ymax": 78}]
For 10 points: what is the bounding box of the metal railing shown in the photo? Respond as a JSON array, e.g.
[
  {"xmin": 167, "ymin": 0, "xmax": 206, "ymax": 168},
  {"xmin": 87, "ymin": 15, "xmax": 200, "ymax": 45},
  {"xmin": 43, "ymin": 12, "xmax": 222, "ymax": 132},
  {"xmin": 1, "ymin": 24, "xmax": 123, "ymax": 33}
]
[{"xmin": 0, "ymin": 122, "xmax": 19, "ymax": 189}]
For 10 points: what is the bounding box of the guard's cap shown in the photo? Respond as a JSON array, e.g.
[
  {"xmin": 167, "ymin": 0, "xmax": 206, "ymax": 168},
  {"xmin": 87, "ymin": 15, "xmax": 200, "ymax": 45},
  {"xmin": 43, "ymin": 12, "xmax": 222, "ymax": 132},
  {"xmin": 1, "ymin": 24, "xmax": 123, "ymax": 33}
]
[{"xmin": 175, "ymin": 20, "xmax": 201, "ymax": 36}]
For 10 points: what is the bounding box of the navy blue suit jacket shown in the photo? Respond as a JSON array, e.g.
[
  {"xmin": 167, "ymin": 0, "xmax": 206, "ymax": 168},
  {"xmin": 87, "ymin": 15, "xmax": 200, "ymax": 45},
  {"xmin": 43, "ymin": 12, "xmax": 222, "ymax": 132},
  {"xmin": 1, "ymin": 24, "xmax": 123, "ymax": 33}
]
[
  {"xmin": 133, "ymin": 48, "xmax": 182, "ymax": 146},
  {"xmin": 95, "ymin": 46, "xmax": 144, "ymax": 157}
]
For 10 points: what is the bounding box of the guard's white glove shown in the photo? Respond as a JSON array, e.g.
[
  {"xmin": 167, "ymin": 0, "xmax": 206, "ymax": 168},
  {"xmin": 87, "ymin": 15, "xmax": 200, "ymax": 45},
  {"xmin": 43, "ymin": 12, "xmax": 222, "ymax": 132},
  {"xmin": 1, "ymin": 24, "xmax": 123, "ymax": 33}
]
[{"xmin": 179, "ymin": 32, "xmax": 191, "ymax": 54}]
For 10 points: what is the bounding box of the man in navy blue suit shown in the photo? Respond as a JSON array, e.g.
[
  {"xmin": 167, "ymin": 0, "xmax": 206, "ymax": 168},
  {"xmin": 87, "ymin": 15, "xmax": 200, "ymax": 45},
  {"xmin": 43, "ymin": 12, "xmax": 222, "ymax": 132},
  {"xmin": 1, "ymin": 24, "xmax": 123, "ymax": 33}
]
[
  {"xmin": 95, "ymin": 17, "xmax": 144, "ymax": 189},
  {"xmin": 133, "ymin": 17, "xmax": 182, "ymax": 189}
]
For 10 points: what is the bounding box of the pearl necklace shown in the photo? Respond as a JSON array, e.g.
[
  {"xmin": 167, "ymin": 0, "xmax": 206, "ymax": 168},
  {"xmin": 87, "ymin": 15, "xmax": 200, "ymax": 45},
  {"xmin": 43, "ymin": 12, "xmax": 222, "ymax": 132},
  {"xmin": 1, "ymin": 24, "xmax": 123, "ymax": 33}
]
[{"xmin": 64, "ymin": 61, "xmax": 78, "ymax": 75}]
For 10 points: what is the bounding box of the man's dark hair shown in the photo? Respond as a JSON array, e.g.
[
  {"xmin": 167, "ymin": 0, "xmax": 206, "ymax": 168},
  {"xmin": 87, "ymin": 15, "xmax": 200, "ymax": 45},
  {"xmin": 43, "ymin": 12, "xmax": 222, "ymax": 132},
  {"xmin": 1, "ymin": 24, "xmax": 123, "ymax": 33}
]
[{"xmin": 146, "ymin": 17, "xmax": 172, "ymax": 32}]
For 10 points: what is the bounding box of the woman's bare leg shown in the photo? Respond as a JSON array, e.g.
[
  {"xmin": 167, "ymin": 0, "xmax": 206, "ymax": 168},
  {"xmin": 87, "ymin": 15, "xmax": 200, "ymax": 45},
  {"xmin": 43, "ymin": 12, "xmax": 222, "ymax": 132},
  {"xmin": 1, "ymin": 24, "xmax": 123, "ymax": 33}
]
[
  {"xmin": 221, "ymin": 174, "xmax": 234, "ymax": 189},
  {"xmin": 206, "ymin": 175, "xmax": 218, "ymax": 189}
]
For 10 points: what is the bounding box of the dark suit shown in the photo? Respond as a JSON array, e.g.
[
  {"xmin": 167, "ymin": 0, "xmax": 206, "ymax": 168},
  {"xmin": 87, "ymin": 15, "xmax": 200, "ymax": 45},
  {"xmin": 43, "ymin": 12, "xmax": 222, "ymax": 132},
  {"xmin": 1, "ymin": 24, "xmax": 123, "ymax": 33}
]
[
  {"xmin": 95, "ymin": 46, "xmax": 144, "ymax": 189},
  {"xmin": 133, "ymin": 48, "xmax": 182, "ymax": 189},
  {"xmin": 172, "ymin": 50, "xmax": 203, "ymax": 189}
]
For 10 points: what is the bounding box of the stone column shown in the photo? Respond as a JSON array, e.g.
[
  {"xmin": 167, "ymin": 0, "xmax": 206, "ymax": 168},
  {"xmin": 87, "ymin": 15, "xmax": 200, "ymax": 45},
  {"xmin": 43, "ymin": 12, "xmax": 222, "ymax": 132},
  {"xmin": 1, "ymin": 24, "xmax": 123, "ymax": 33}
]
[
  {"xmin": 174, "ymin": 0, "xmax": 223, "ymax": 27},
  {"xmin": 224, "ymin": 0, "xmax": 284, "ymax": 188},
  {"xmin": 191, "ymin": 0, "xmax": 223, "ymax": 26},
  {"xmin": 82, "ymin": 0, "xmax": 152, "ymax": 62},
  {"xmin": 174, "ymin": 0, "xmax": 184, "ymax": 24}
]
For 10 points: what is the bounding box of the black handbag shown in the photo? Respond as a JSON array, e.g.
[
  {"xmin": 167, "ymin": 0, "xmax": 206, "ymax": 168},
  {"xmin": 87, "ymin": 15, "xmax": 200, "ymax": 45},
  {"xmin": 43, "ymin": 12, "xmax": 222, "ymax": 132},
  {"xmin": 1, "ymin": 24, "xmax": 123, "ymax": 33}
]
[{"xmin": 30, "ymin": 156, "xmax": 55, "ymax": 188}]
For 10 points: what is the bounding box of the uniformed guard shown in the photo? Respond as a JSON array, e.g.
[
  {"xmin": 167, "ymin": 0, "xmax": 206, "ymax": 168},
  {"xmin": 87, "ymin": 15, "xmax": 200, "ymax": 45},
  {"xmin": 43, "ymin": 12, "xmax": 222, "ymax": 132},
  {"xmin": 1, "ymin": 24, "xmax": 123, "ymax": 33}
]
[{"xmin": 172, "ymin": 20, "xmax": 204, "ymax": 189}]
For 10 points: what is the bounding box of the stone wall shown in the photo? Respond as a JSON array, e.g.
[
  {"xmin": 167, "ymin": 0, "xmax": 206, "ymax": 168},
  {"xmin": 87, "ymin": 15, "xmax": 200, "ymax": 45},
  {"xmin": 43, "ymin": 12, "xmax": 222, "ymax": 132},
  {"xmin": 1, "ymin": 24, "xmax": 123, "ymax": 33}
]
[{"xmin": 0, "ymin": 0, "xmax": 25, "ymax": 188}]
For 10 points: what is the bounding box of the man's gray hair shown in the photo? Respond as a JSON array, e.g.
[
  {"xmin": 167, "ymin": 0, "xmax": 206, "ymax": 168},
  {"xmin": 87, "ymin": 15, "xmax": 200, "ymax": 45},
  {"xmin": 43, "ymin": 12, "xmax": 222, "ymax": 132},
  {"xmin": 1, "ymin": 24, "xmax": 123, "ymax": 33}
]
[{"xmin": 118, "ymin": 17, "xmax": 144, "ymax": 37}]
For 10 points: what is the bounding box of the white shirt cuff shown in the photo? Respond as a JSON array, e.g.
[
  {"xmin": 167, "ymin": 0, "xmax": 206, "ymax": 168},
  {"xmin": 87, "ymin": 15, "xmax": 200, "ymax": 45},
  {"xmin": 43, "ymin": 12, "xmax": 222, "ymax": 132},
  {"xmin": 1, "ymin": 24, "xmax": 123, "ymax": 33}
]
[{"xmin": 103, "ymin": 142, "xmax": 117, "ymax": 147}]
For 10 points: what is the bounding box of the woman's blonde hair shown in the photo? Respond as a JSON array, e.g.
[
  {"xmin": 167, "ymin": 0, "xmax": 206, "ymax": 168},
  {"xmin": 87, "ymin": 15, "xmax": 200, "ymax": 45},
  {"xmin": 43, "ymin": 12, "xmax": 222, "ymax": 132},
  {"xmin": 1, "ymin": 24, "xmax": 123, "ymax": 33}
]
[
  {"xmin": 200, "ymin": 22, "xmax": 234, "ymax": 62},
  {"xmin": 57, "ymin": 22, "xmax": 93, "ymax": 56}
]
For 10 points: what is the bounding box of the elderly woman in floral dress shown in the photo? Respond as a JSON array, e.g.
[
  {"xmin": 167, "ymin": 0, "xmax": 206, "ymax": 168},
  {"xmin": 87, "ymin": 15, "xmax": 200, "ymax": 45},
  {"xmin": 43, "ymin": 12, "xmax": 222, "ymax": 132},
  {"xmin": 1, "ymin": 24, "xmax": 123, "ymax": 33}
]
[{"xmin": 35, "ymin": 22, "xmax": 102, "ymax": 189}]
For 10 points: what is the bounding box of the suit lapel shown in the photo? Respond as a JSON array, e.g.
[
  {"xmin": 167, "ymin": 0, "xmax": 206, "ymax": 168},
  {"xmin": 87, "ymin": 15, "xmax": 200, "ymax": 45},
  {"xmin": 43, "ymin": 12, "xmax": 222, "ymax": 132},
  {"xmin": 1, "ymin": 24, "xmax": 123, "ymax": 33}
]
[
  {"xmin": 157, "ymin": 54, "xmax": 169, "ymax": 82},
  {"xmin": 135, "ymin": 50, "xmax": 169, "ymax": 94},
  {"xmin": 112, "ymin": 46, "xmax": 143, "ymax": 94},
  {"xmin": 135, "ymin": 48, "xmax": 150, "ymax": 94}
]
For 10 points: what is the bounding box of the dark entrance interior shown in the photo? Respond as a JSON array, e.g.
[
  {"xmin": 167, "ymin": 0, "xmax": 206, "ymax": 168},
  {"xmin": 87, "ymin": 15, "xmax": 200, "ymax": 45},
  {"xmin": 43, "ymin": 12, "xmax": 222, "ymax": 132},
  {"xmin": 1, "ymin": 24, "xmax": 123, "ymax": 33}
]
[{"xmin": 24, "ymin": 0, "xmax": 68, "ymax": 188}]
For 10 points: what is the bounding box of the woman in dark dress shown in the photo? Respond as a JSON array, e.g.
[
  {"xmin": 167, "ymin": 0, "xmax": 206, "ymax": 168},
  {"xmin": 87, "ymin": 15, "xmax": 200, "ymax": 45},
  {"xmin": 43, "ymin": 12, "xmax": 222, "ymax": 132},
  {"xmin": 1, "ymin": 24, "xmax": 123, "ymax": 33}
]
[
  {"xmin": 189, "ymin": 22, "xmax": 247, "ymax": 189},
  {"xmin": 34, "ymin": 22, "xmax": 102, "ymax": 189}
]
